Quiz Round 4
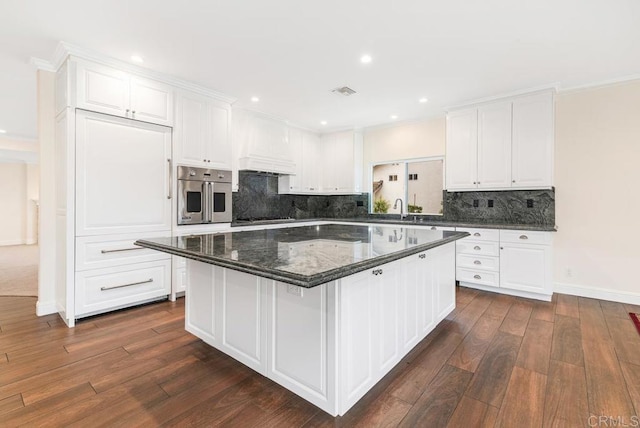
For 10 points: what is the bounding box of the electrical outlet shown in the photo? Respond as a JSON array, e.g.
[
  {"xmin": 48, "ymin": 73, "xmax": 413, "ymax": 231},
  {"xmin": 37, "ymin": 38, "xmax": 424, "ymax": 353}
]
[
  {"xmin": 357, "ymin": 200, "xmax": 364, "ymax": 207},
  {"xmin": 287, "ymin": 284, "xmax": 303, "ymax": 297},
  {"xmin": 527, "ymin": 199, "xmax": 534, "ymax": 208},
  {"xmin": 473, "ymin": 199, "xmax": 479, "ymax": 208},
  {"xmin": 488, "ymin": 199, "xmax": 494, "ymax": 208}
]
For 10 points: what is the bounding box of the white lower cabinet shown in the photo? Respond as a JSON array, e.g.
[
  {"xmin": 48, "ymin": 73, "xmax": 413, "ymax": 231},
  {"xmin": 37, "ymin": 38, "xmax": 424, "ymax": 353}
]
[
  {"xmin": 499, "ymin": 230, "xmax": 552, "ymax": 295},
  {"xmin": 184, "ymin": 242, "xmax": 456, "ymax": 416},
  {"xmin": 75, "ymin": 259, "xmax": 171, "ymax": 317},
  {"xmin": 455, "ymin": 227, "xmax": 553, "ymax": 300}
]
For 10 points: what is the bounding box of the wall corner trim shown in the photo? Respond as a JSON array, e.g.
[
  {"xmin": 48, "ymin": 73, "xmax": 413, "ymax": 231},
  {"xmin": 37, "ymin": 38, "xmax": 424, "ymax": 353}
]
[{"xmin": 554, "ymin": 281, "xmax": 640, "ymax": 306}]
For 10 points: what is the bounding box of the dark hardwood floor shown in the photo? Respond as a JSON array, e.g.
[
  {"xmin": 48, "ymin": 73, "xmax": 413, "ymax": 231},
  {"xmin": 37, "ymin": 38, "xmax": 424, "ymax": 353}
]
[{"xmin": 1, "ymin": 287, "xmax": 639, "ymax": 427}]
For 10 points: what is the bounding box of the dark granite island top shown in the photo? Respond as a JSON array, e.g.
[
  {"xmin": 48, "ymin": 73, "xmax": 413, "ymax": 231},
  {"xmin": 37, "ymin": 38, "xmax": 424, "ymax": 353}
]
[{"xmin": 136, "ymin": 223, "xmax": 469, "ymax": 288}]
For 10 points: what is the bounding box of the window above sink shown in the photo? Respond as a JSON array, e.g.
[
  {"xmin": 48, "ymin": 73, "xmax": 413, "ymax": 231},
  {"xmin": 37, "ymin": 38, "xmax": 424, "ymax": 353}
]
[{"xmin": 371, "ymin": 157, "xmax": 444, "ymax": 216}]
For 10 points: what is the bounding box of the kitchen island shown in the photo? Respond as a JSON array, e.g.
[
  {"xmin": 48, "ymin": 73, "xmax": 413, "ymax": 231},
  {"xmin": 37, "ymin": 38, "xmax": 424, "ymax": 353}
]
[{"xmin": 136, "ymin": 223, "xmax": 468, "ymax": 416}]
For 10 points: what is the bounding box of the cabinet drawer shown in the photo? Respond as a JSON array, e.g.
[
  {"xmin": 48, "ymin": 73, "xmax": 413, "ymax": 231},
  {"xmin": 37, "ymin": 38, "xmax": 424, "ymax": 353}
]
[
  {"xmin": 500, "ymin": 230, "xmax": 552, "ymax": 245},
  {"xmin": 75, "ymin": 260, "xmax": 170, "ymax": 317},
  {"xmin": 456, "ymin": 228, "xmax": 499, "ymax": 242},
  {"xmin": 457, "ymin": 268, "xmax": 500, "ymax": 287},
  {"xmin": 76, "ymin": 232, "xmax": 170, "ymax": 271},
  {"xmin": 456, "ymin": 254, "xmax": 499, "ymax": 272},
  {"xmin": 456, "ymin": 240, "xmax": 500, "ymax": 257}
]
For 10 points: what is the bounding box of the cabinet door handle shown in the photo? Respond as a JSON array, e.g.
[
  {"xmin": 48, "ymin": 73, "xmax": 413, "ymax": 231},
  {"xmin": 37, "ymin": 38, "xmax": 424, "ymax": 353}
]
[
  {"xmin": 473, "ymin": 181, "xmax": 476, "ymax": 184},
  {"xmin": 473, "ymin": 260, "xmax": 481, "ymax": 265},
  {"xmin": 512, "ymin": 180, "xmax": 516, "ymax": 183},
  {"xmin": 473, "ymin": 274, "xmax": 481, "ymax": 280},
  {"xmin": 430, "ymin": 226, "xmax": 436, "ymax": 230},
  {"xmin": 132, "ymin": 110, "xmax": 136, "ymax": 115},
  {"xmin": 167, "ymin": 159, "xmax": 172, "ymax": 199},
  {"xmin": 126, "ymin": 109, "xmax": 130, "ymax": 114},
  {"xmin": 418, "ymin": 254, "xmax": 426, "ymax": 259},
  {"xmin": 101, "ymin": 278, "xmax": 153, "ymax": 291},
  {"xmin": 474, "ymin": 246, "xmax": 481, "ymax": 250},
  {"xmin": 372, "ymin": 269, "xmax": 383, "ymax": 276},
  {"xmin": 519, "ymin": 235, "xmax": 528, "ymax": 240},
  {"xmin": 473, "ymin": 232, "xmax": 481, "ymax": 237},
  {"xmin": 101, "ymin": 247, "xmax": 145, "ymax": 254}
]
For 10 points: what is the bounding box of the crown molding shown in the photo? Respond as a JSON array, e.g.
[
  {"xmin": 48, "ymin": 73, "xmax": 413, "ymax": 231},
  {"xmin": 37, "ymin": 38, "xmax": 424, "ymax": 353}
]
[
  {"xmin": 446, "ymin": 83, "xmax": 559, "ymax": 111},
  {"xmin": 29, "ymin": 57, "xmax": 56, "ymax": 72},
  {"xmin": 558, "ymin": 73, "xmax": 640, "ymax": 94},
  {"xmin": 361, "ymin": 112, "xmax": 445, "ymax": 135},
  {"xmin": 50, "ymin": 41, "xmax": 237, "ymax": 104}
]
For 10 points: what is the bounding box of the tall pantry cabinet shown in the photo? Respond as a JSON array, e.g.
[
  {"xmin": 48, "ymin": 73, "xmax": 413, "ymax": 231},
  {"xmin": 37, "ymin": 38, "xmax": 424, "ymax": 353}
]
[{"xmin": 55, "ymin": 56, "xmax": 176, "ymax": 327}]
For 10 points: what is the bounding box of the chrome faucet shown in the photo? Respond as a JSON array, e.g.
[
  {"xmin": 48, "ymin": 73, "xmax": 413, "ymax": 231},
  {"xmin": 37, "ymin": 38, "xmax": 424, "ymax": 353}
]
[{"xmin": 393, "ymin": 198, "xmax": 407, "ymax": 220}]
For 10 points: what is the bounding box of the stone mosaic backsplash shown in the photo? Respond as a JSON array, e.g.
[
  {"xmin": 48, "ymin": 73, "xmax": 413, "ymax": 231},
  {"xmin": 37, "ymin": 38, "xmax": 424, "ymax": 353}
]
[
  {"xmin": 233, "ymin": 171, "xmax": 555, "ymax": 227},
  {"xmin": 232, "ymin": 171, "xmax": 369, "ymax": 220},
  {"xmin": 443, "ymin": 188, "xmax": 555, "ymax": 226}
]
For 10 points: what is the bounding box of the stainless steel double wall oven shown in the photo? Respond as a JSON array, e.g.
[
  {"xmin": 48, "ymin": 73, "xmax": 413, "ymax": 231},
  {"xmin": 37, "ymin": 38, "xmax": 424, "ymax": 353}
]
[{"xmin": 177, "ymin": 166, "xmax": 232, "ymax": 225}]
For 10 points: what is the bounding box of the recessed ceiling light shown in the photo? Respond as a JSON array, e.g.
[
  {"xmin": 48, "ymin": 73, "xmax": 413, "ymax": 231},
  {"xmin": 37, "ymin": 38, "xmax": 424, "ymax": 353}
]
[
  {"xmin": 419, "ymin": 98, "xmax": 428, "ymax": 103},
  {"xmin": 360, "ymin": 54, "xmax": 372, "ymax": 64},
  {"xmin": 251, "ymin": 96, "xmax": 260, "ymax": 103},
  {"xmin": 0, "ymin": 129, "xmax": 6, "ymax": 134},
  {"xmin": 320, "ymin": 121, "xmax": 327, "ymax": 126},
  {"xmin": 390, "ymin": 115, "xmax": 398, "ymax": 120},
  {"xmin": 130, "ymin": 55, "xmax": 144, "ymax": 64}
]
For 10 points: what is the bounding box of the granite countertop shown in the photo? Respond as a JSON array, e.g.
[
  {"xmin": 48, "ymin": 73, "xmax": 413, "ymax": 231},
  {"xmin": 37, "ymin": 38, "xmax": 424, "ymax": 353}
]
[
  {"xmin": 136, "ymin": 223, "xmax": 469, "ymax": 288},
  {"xmin": 230, "ymin": 217, "xmax": 557, "ymax": 232}
]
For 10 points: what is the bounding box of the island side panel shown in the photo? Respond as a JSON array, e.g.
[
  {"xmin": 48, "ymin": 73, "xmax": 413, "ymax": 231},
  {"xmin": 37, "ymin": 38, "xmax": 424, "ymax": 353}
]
[
  {"xmin": 265, "ymin": 281, "xmax": 337, "ymax": 415},
  {"xmin": 185, "ymin": 260, "xmax": 266, "ymax": 374},
  {"xmin": 336, "ymin": 242, "xmax": 457, "ymax": 415}
]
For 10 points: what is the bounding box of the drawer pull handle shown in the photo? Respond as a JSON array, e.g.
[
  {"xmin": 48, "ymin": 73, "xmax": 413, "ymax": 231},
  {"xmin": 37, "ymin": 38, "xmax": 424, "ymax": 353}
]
[
  {"xmin": 418, "ymin": 254, "xmax": 426, "ymax": 259},
  {"xmin": 473, "ymin": 274, "xmax": 481, "ymax": 280},
  {"xmin": 101, "ymin": 247, "xmax": 145, "ymax": 254},
  {"xmin": 473, "ymin": 232, "xmax": 481, "ymax": 237},
  {"xmin": 474, "ymin": 246, "xmax": 481, "ymax": 251},
  {"xmin": 101, "ymin": 278, "xmax": 153, "ymax": 291},
  {"xmin": 519, "ymin": 235, "xmax": 528, "ymax": 240},
  {"xmin": 474, "ymin": 260, "xmax": 481, "ymax": 265}
]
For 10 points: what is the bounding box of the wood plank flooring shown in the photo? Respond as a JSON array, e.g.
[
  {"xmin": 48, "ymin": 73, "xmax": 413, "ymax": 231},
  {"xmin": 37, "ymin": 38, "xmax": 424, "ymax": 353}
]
[{"xmin": 1, "ymin": 287, "xmax": 639, "ymax": 427}]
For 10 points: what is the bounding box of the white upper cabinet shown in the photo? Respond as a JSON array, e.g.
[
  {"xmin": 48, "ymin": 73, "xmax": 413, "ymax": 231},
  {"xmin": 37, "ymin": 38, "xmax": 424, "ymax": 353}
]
[
  {"xmin": 75, "ymin": 59, "xmax": 174, "ymax": 126},
  {"xmin": 175, "ymin": 90, "xmax": 232, "ymax": 169},
  {"xmin": 477, "ymin": 101, "xmax": 512, "ymax": 189},
  {"xmin": 445, "ymin": 108, "xmax": 478, "ymax": 190},
  {"xmin": 234, "ymin": 109, "xmax": 295, "ymax": 174},
  {"xmin": 279, "ymin": 129, "xmax": 362, "ymax": 195},
  {"xmin": 320, "ymin": 131, "xmax": 363, "ymax": 194},
  {"xmin": 301, "ymin": 132, "xmax": 322, "ymax": 192},
  {"xmin": 446, "ymin": 90, "xmax": 554, "ymax": 191},
  {"xmin": 511, "ymin": 92, "xmax": 554, "ymax": 188},
  {"xmin": 278, "ymin": 127, "xmax": 304, "ymax": 193}
]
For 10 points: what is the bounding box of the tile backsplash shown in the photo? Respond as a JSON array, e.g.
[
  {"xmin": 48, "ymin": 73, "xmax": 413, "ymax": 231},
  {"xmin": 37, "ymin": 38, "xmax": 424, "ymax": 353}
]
[
  {"xmin": 233, "ymin": 171, "xmax": 555, "ymax": 227},
  {"xmin": 232, "ymin": 171, "xmax": 369, "ymax": 220}
]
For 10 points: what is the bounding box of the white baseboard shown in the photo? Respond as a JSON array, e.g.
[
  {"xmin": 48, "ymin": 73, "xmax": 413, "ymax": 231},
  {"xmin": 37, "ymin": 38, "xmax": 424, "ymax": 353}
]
[
  {"xmin": 0, "ymin": 239, "xmax": 25, "ymax": 246},
  {"xmin": 554, "ymin": 282, "xmax": 640, "ymax": 306},
  {"xmin": 36, "ymin": 299, "xmax": 58, "ymax": 316}
]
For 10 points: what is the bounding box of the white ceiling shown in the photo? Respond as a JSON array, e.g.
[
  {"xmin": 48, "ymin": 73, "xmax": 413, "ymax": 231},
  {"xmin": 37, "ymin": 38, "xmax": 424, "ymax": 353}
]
[{"xmin": 1, "ymin": 0, "xmax": 639, "ymax": 141}]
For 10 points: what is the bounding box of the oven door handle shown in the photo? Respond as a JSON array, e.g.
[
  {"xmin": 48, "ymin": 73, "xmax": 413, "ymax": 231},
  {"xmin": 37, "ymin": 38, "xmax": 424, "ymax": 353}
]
[{"xmin": 202, "ymin": 181, "xmax": 212, "ymax": 223}]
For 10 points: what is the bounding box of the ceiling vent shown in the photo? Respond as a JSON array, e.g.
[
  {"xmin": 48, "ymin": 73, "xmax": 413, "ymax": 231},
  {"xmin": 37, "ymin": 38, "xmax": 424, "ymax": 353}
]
[{"xmin": 331, "ymin": 86, "xmax": 357, "ymax": 97}]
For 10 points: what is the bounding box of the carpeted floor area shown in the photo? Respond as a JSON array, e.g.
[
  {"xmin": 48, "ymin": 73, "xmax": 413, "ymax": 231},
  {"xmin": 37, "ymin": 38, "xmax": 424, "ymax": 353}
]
[{"xmin": 0, "ymin": 244, "xmax": 38, "ymax": 296}]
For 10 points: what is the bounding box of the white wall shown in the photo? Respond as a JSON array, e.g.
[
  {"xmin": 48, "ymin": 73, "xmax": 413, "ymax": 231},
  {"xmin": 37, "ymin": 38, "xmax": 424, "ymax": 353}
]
[
  {"xmin": 37, "ymin": 70, "xmax": 56, "ymax": 315},
  {"xmin": 363, "ymin": 117, "xmax": 446, "ymax": 184},
  {"xmin": 553, "ymin": 79, "xmax": 640, "ymax": 303},
  {"xmin": 0, "ymin": 163, "xmax": 27, "ymax": 245}
]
